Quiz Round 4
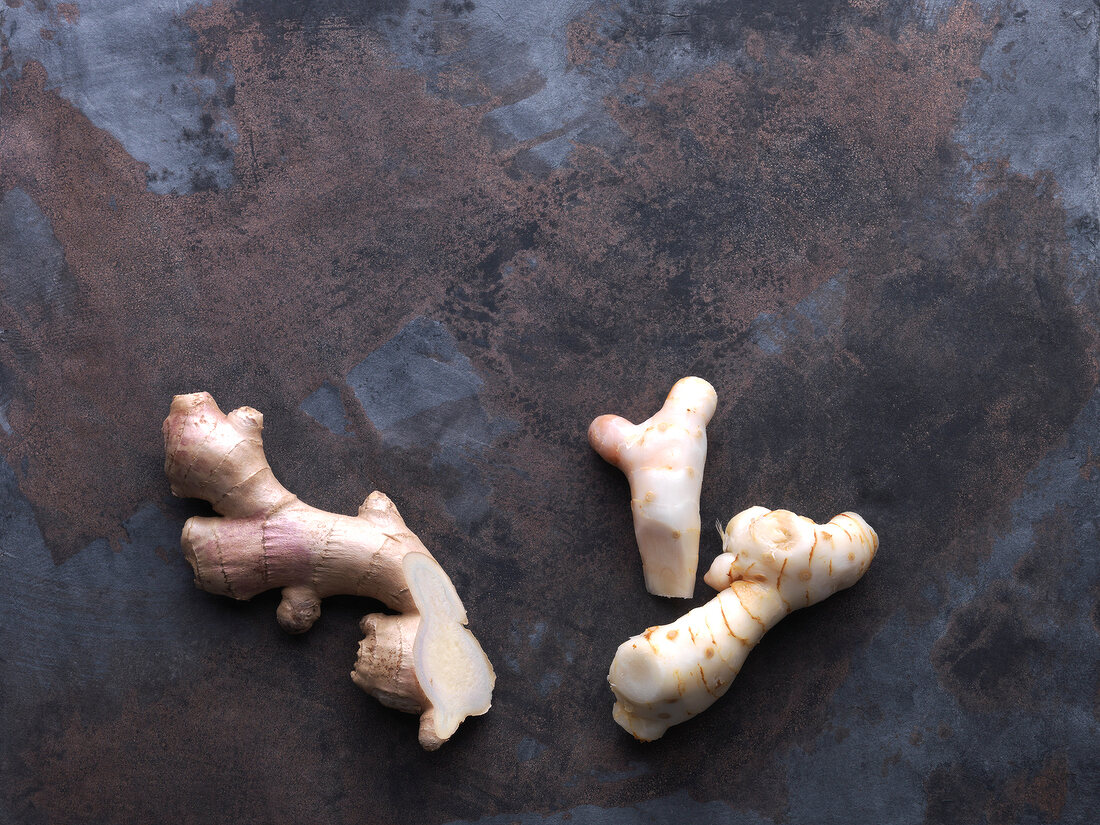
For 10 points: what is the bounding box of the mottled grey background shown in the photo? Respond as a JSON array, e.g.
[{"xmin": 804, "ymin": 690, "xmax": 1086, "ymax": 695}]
[{"xmin": 1, "ymin": 0, "xmax": 1098, "ymax": 823}]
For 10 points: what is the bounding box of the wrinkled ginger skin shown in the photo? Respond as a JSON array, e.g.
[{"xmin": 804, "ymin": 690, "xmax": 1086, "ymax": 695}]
[
  {"xmin": 608, "ymin": 507, "xmax": 878, "ymax": 741},
  {"xmin": 589, "ymin": 377, "xmax": 718, "ymax": 598},
  {"xmin": 163, "ymin": 392, "xmax": 495, "ymax": 750}
]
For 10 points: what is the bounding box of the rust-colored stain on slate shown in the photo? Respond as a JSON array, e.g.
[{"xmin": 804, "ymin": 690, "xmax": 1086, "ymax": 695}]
[
  {"xmin": 1, "ymin": 0, "xmax": 1097, "ymax": 822},
  {"xmin": 55, "ymin": 2, "xmax": 78, "ymax": 24},
  {"xmin": 1, "ymin": 9, "xmax": 511, "ymax": 561}
]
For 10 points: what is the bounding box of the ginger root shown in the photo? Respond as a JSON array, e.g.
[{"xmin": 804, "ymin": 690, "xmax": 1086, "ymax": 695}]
[
  {"xmin": 608, "ymin": 507, "xmax": 878, "ymax": 741},
  {"xmin": 588, "ymin": 377, "xmax": 718, "ymax": 598},
  {"xmin": 163, "ymin": 392, "xmax": 494, "ymax": 750}
]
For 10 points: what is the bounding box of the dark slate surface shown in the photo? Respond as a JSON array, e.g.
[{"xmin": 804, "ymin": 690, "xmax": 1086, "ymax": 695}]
[{"xmin": 1, "ymin": 0, "xmax": 1097, "ymax": 823}]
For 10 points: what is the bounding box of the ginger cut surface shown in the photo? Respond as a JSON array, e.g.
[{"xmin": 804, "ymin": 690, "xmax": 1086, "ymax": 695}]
[
  {"xmin": 163, "ymin": 392, "xmax": 495, "ymax": 750},
  {"xmin": 608, "ymin": 507, "xmax": 878, "ymax": 741},
  {"xmin": 588, "ymin": 377, "xmax": 718, "ymax": 598}
]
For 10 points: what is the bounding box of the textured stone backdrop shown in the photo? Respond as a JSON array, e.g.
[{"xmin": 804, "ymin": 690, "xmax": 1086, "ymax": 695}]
[{"xmin": 1, "ymin": 0, "xmax": 1097, "ymax": 823}]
